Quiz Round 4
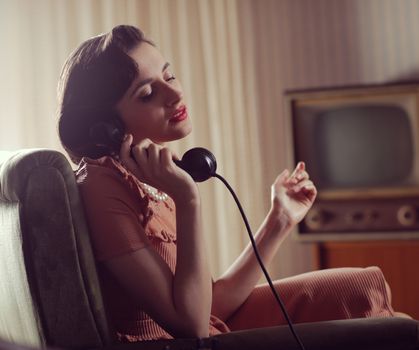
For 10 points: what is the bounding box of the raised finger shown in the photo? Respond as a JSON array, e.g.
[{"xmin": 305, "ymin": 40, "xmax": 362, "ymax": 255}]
[
  {"xmin": 288, "ymin": 161, "xmax": 304, "ymax": 178},
  {"xmin": 288, "ymin": 179, "xmax": 314, "ymax": 193},
  {"xmin": 120, "ymin": 134, "xmax": 137, "ymax": 167}
]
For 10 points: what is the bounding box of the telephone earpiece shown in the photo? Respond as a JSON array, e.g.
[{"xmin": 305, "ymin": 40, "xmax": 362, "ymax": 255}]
[
  {"xmin": 174, "ymin": 147, "xmax": 217, "ymax": 182},
  {"xmin": 89, "ymin": 121, "xmax": 124, "ymax": 149}
]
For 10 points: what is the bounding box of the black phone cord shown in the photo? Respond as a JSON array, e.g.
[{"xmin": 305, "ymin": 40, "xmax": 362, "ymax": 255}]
[{"xmin": 214, "ymin": 173, "xmax": 306, "ymax": 350}]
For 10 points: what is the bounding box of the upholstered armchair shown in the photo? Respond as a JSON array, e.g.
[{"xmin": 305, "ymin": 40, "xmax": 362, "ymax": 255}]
[{"xmin": 0, "ymin": 148, "xmax": 418, "ymax": 350}]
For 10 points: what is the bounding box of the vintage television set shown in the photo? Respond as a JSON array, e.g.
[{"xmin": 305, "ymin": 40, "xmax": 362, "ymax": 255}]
[{"xmin": 284, "ymin": 83, "xmax": 419, "ymax": 241}]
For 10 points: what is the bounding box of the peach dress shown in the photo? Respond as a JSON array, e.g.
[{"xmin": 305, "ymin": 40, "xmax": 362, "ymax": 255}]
[{"xmin": 76, "ymin": 156, "xmax": 395, "ymax": 342}]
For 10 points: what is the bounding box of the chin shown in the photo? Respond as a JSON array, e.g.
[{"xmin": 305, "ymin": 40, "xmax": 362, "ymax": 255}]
[
  {"xmin": 159, "ymin": 129, "xmax": 191, "ymax": 144},
  {"xmin": 171, "ymin": 123, "xmax": 193, "ymax": 141}
]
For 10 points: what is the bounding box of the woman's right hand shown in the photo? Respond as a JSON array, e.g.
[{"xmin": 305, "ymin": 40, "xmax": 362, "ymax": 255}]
[
  {"xmin": 114, "ymin": 133, "xmax": 211, "ymax": 338},
  {"xmin": 119, "ymin": 134, "xmax": 199, "ymax": 202}
]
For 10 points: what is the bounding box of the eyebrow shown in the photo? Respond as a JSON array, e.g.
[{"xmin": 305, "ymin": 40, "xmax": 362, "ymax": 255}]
[{"xmin": 130, "ymin": 62, "xmax": 171, "ymax": 97}]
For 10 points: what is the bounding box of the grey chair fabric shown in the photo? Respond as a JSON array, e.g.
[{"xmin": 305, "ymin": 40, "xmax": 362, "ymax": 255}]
[
  {"xmin": 0, "ymin": 148, "xmax": 418, "ymax": 350},
  {"xmin": 0, "ymin": 149, "xmax": 111, "ymax": 348}
]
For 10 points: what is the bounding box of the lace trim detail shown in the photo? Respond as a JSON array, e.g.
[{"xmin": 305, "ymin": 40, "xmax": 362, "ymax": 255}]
[{"xmin": 77, "ymin": 156, "xmax": 176, "ymax": 241}]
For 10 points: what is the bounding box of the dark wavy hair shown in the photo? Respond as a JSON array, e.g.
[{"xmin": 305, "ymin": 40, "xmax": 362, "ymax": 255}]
[{"xmin": 57, "ymin": 25, "xmax": 154, "ymax": 164}]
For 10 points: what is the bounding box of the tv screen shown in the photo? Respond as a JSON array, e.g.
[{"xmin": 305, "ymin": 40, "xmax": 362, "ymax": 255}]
[{"xmin": 296, "ymin": 104, "xmax": 414, "ymax": 189}]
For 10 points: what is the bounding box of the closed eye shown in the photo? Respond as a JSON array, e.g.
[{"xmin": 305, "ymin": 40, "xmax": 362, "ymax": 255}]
[
  {"xmin": 138, "ymin": 70, "xmax": 176, "ymax": 102},
  {"xmin": 141, "ymin": 92, "xmax": 154, "ymax": 102},
  {"xmin": 139, "ymin": 86, "xmax": 154, "ymax": 101}
]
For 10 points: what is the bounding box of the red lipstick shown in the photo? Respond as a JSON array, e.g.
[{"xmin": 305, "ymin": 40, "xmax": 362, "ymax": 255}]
[{"xmin": 170, "ymin": 105, "xmax": 188, "ymax": 123}]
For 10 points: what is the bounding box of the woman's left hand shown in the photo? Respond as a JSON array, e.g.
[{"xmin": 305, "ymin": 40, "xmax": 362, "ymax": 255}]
[{"xmin": 270, "ymin": 161, "xmax": 317, "ymax": 227}]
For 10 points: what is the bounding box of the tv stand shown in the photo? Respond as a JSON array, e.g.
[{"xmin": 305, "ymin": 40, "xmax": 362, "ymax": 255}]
[{"xmin": 315, "ymin": 239, "xmax": 419, "ymax": 319}]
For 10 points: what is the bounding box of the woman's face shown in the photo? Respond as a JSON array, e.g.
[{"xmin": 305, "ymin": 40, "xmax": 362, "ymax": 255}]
[{"xmin": 116, "ymin": 42, "xmax": 192, "ymax": 144}]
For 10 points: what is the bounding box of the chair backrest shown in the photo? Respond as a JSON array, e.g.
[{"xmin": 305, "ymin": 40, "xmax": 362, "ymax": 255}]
[{"xmin": 0, "ymin": 149, "xmax": 113, "ymax": 349}]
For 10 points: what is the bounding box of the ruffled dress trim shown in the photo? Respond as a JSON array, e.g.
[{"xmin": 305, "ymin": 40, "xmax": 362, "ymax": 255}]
[{"xmin": 77, "ymin": 156, "xmax": 176, "ymax": 243}]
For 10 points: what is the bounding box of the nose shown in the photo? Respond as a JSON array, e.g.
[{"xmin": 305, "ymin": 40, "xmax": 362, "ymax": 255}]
[{"xmin": 164, "ymin": 83, "xmax": 183, "ymax": 107}]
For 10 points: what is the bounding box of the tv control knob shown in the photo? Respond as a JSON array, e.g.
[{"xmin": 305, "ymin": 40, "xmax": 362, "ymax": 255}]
[
  {"xmin": 305, "ymin": 208, "xmax": 325, "ymax": 230},
  {"xmin": 345, "ymin": 211, "xmax": 365, "ymax": 225},
  {"xmin": 365, "ymin": 209, "xmax": 379, "ymax": 222},
  {"xmin": 397, "ymin": 205, "xmax": 417, "ymax": 227}
]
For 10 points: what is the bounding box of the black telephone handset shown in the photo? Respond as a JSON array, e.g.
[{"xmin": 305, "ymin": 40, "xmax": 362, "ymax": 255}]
[
  {"xmin": 129, "ymin": 145, "xmax": 216, "ymax": 182},
  {"xmin": 89, "ymin": 122, "xmax": 216, "ymax": 182},
  {"xmin": 174, "ymin": 148, "xmax": 217, "ymax": 182}
]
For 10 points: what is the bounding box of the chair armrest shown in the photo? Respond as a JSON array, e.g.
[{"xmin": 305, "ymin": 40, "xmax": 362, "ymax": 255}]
[
  {"xmin": 209, "ymin": 317, "xmax": 419, "ymax": 350},
  {"xmin": 105, "ymin": 317, "xmax": 419, "ymax": 350}
]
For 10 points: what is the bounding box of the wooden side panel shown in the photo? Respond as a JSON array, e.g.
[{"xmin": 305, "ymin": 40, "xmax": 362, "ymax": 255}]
[{"xmin": 317, "ymin": 240, "xmax": 419, "ymax": 319}]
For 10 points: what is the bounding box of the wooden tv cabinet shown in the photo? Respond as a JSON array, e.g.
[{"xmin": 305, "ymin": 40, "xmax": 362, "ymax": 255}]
[{"xmin": 315, "ymin": 240, "xmax": 419, "ymax": 319}]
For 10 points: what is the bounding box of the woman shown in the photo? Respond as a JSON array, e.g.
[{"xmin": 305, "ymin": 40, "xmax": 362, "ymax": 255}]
[{"xmin": 58, "ymin": 25, "xmax": 396, "ymax": 342}]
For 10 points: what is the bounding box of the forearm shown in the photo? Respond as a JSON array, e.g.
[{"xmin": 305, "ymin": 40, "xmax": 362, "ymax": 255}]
[
  {"xmin": 173, "ymin": 197, "xmax": 212, "ymax": 337},
  {"xmin": 212, "ymin": 209, "xmax": 293, "ymax": 320}
]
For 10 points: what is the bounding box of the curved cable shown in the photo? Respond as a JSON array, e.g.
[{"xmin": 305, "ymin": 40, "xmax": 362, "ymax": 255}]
[{"xmin": 214, "ymin": 173, "xmax": 306, "ymax": 350}]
